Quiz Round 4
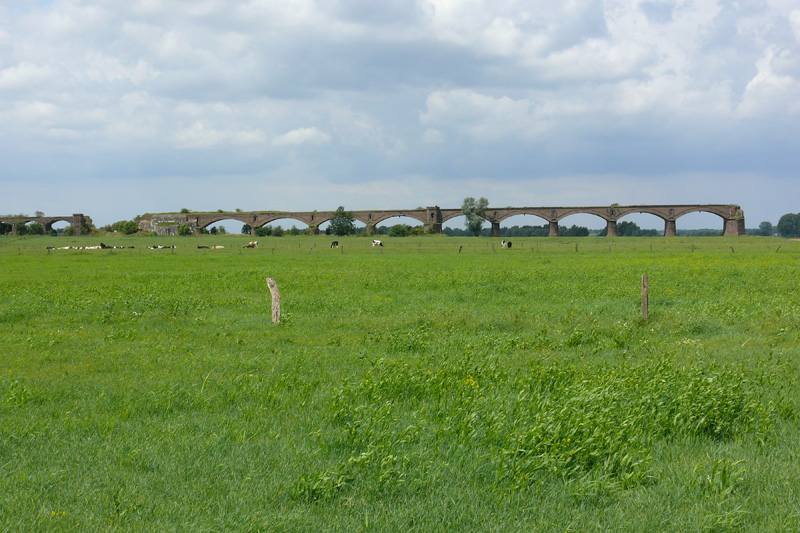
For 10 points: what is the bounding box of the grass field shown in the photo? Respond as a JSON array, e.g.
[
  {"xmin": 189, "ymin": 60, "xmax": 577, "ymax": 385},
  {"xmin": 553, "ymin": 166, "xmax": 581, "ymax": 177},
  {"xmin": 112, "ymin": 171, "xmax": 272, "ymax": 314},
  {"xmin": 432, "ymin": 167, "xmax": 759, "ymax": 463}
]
[{"xmin": 1, "ymin": 234, "xmax": 799, "ymax": 531}]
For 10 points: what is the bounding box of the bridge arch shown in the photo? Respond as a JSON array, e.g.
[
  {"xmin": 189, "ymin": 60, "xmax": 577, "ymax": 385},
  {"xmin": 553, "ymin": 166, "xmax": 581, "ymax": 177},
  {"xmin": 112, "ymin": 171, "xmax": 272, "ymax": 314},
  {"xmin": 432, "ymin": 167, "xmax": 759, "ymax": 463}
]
[
  {"xmin": 196, "ymin": 214, "xmax": 253, "ymax": 228},
  {"xmin": 137, "ymin": 205, "xmax": 745, "ymax": 238},
  {"xmin": 0, "ymin": 214, "xmax": 92, "ymax": 235}
]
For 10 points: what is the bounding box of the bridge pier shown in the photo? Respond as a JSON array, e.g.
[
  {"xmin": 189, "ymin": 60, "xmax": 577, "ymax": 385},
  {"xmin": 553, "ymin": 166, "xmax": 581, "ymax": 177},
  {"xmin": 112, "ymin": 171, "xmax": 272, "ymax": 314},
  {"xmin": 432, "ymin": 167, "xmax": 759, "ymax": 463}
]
[
  {"xmin": 366, "ymin": 223, "xmax": 376, "ymax": 236},
  {"xmin": 308, "ymin": 225, "xmax": 320, "ymax": 235},
  {"xmin": 549, "ymin": 220, "xmax": 559, "ymax": 237},
  {"xmin": 424, "ymin": 206, "xmax": 443, "ymax": 235},
  {"xmin": 723, "ymin": 217, "xmax": 746, "ymax": 237},
  {"xmin": 424, "ymin": 222, "xmax": 442, "ymax": 234},
  {"xmin": 664, "ymin": 219, "xmax": 677, "ymax": 237},
  {"xmin": 606, "ymin": 220, "xmax": 618, "ymax": 237},
  {"xmin": 72, "ymin": 214, "xmax": 90, "ymax": 235},
  {"xmin": 491, "ymin": 221, "xmax": 501, "ymax": 238}
]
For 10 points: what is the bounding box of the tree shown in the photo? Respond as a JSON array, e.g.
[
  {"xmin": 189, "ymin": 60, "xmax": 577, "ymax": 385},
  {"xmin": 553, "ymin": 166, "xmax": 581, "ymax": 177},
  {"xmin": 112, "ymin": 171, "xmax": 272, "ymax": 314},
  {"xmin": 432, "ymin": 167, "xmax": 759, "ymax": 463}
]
[
  {"xmin": 329, "ymin": 206, "xmax": 356, "ymax": 236},
  {"xmin": 757, "ymin": 221, "xmax": 774, "ymax": 237},
  {"xmin": 241, "ymin": 224, "xmax": 252, "ymax": 235},
  {"xmin": 178, "ymin": 224, "xmax": 192, "ymax": 236},
  {"xmin": 777, "ymin": 213, "xmax": 800, "ymax": 238},
  {"xmin": 559, "ymin": 224, "xmax": 589, "ymax": 237},
  {"xmin": 461, "ymin": 197, "xmax": 489, "ymax": 236},
  {"xmin": 27, "ymin": 222, "xmax": 44, "ymax": 235},
  {"xmin": 103, "ymin": 220, "xmax": 139, "ymax": 235},
  {"xmin": 388, "ymin": 224, "xmax": 410, "ymax": 237}
]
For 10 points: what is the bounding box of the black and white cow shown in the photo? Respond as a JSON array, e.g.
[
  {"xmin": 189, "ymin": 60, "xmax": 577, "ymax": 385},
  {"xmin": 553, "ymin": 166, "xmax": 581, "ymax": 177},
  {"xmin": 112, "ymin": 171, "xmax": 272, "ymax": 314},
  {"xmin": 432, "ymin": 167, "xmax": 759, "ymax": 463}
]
[
  {"xmin": 331, "ymin": 241, "xmax": 339, "ymax": 248},
  {"xmin": 501, "ymin": 240, "xmax": 512, "ymax": 248},
  {"xmin": 372, "ymin": 240, "xmax": 383, "ymax": 247}
]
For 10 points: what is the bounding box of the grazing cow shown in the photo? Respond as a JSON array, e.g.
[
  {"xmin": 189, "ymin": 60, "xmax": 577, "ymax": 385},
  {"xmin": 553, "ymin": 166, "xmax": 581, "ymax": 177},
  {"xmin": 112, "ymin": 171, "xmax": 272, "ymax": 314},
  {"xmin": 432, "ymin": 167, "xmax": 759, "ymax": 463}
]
[
  {"xmin": 501, "ymin": 240, "xmax": 512, "ymax": 248},
  {"xmin": 330, "ymin": 241, "xmax": 339, "ymax": 248},
  {"xmin": 372, "ymin": 240, "xmax": 383, "ymax": 247},
  {"xmin": 244, "ymin": 241, "xmax": 258, "ymax": 248},
  {"xmin": 148, "ymin": 245, "xmax": 176, "ymax": 249},
  {"xmin": 197, "ymin": 245, "xmax": 209, "ymax": 249}
]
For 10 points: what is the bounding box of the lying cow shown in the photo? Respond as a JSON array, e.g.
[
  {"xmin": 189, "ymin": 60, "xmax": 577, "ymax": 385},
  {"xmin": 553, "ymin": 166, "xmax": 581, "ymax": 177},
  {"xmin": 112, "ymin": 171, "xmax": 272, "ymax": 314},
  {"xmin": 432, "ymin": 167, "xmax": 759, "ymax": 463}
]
[
  {"xmin": 148, "ymin": 245, "xmax": 176, "ymax": 249},
  {"xmin": 501, "ymin": 240, "xmax": 512, "ymax": 248},
  {"xmin": 331, "ymin": 241, "xmax": 339, "ymax": 248},
  {"xmin": 372, "ymin": 240, "xmax": 383, "ymax": 247},
  {"xmin": 244, "ymin": 241, "xmax": 258, "ymax": 248}
]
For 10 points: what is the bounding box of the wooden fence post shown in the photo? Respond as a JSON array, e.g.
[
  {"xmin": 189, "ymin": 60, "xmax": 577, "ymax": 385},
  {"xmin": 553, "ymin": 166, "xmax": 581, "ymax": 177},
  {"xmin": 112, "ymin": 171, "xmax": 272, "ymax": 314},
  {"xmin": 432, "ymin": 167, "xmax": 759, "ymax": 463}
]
[
  {"xmin": 266, "ymin": 277, "xmax": 281, "ymax": 324},
  {"xmin": 641, "ymin": 274, "xmax": 649, "ymax": 320}
]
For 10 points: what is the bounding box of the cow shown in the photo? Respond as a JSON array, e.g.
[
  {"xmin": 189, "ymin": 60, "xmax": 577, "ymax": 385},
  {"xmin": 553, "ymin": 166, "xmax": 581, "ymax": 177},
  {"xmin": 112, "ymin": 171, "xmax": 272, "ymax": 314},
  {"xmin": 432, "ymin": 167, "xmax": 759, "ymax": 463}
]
[
  {"xmin": 330, "ymin": 241, "xmax": 339, "ymax": 248},
  {"xmin": 372, "ymin": 240, "xmax": 383, "ymax": 247},
  {"xmin": 149, "ymin": 245, "xmax": 176, "ymax": 249},
  {"xmin": 501, "ymin": 240, "xmax": 512, "ymax": 248},
  {"xmin": 244, "ymin": 241, "xmax": 258, "ymax": 248},
  {"xmin": 212, "ymin": 245, "xmax": 224, "ymax": 249},
  {"xmin": 198, "ymin": 245, "xmax": 209, "ymax": 249}
]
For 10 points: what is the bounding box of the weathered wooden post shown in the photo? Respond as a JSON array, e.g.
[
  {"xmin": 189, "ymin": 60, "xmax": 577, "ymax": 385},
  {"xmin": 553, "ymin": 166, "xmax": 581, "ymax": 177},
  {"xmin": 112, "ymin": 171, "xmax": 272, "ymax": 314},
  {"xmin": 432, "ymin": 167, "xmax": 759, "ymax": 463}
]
[
  {"xmin": 641, "ymin": 274, "xmax": 649, "ymax": 320},
  {"xmin": 266, "ymin": 277, "xmax": 281, "ymax": 324}
]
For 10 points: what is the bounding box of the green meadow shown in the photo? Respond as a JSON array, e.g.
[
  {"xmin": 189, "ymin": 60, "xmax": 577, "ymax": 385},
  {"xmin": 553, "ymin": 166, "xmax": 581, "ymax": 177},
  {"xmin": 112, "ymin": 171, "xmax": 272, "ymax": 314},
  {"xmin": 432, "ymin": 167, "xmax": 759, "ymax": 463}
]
[{"xmin": 1, "ymin": 234, "xmax": 799, "ymax": 531}]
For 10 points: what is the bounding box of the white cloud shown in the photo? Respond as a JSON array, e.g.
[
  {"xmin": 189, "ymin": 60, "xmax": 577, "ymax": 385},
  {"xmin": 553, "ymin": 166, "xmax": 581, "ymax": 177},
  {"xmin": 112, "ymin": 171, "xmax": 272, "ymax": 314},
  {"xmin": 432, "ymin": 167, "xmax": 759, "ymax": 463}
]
[
  {"xmin": 271, "ymin": 127, "xmax": 332, "ymax": 147},
  {"xmin": 790, "ymin": 10, "xmax": 800, "ymax": 43},
  {"xmin": 421, "ymin": 90, "xmax": 545, "ymax": 142},
  {"xmin": 0, "ymin": 62, "xmax": 53, "ymax": 90},
  {"xmin": 737, "ymin": 48, "xmax": 800, "ymax": 117},
  {"xmin": 174, "ymin": 121, "xmax": 266, "ymax": 149},
  {"xmin": 422, "ymin": 128, "xmax": 444, "ymax": 143}
]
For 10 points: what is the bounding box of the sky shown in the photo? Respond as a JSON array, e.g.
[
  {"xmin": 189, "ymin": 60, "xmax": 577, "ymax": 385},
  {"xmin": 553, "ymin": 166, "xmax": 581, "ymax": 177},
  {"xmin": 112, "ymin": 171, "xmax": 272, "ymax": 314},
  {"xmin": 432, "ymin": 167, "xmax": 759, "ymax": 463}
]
[{"xmin": 1, "ymin": 0, "xmax": 799, "ymax": 230}]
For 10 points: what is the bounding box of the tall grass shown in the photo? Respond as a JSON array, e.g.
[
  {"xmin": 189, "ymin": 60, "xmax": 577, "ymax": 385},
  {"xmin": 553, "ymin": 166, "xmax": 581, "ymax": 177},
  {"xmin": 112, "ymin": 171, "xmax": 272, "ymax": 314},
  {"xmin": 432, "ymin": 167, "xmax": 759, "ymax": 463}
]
[{"xmin": 1, "ymin": 235, "xmax": 799, "ymax": 530}]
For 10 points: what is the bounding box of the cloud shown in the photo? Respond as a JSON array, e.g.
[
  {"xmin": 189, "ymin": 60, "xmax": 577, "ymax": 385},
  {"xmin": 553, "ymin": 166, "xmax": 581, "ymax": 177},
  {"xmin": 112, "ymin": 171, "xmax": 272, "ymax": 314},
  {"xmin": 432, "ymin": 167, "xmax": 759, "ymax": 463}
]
[
  {"xmin": 271, "ymin": 127, "xmax": 332, "ymax": 147},
  {"xmin": 1, "ymin": 0, "xmax": 799, "ymax": 227},
  {"xmin": 737, "ymin": 47, "xmax": 800, "ymax": 117},
  {"xmin": 174, "ymin": 121, "xmax": 266, "ymax": 149}
]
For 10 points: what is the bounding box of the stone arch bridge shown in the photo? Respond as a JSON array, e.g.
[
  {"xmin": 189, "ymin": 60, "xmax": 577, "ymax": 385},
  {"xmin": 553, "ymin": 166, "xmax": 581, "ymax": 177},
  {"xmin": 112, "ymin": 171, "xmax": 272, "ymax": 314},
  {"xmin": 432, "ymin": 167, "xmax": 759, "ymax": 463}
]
[
  {"xmin": 138, "ymin": 204, "xmax": 745, "ymax": 237},
  {"xmin": 0, "ymin": 214, "xmax": 92, "ymax": 235}
]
